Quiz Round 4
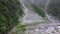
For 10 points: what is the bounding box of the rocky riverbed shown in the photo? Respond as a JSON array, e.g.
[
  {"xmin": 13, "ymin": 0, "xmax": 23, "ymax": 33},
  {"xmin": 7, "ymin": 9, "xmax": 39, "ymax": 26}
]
[{"xmin": 24, "ymin": 23, "xmax": 60, "ymax": 34}]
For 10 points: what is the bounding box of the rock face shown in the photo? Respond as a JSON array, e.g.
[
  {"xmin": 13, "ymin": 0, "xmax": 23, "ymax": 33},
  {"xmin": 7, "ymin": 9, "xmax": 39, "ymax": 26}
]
[
  {"xmin": 26, "ymin": 0, "xmax": 48, "ymax": 9},
  {"xmin": 20, "ymin": 0, "xmax": 46, "ymax": 25},
  {"xmin": 21, "ymin": 8, "xmax": 45, "ymax": 25},
  {"xmin": 19, "ymin": 0, "xmax": 60, "ymax": 34}
]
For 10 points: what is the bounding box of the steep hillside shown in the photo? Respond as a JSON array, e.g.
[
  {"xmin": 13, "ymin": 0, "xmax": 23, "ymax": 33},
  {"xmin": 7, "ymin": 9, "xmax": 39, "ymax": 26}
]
[{"xmin": 0, "ymin": 0, "xmax": 23, "ymax": 34}]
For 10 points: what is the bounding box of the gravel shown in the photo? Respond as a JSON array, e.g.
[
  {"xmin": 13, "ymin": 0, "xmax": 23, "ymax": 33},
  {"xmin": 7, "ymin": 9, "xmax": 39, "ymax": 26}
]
[{"xmin": 24, "ymin": 23, "xmax": 60, "ymax": 34}]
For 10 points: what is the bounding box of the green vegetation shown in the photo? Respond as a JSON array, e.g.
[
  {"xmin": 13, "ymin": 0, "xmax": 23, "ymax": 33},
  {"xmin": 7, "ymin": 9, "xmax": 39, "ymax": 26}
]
[
  {"xmin": 47, "ymin": 0, "xmax": 60, "ymax": 20},
  {"xmin": 0, "ymin": 0, "xmax": 23, "ymax": 34},
  {"xmin": 30, "ymin": 4, "xmax": 45, "ymax": 17},
  {"xmin": 25, "ymin": 2, "xmax": 45, "ymax": 17},
  {"xmin": 13, "ymin": 24, "xmax": 26, "ymax": 32},
  {"xmin": 11, "ymin": 24, "xmax": 26, "ymax": 34}
]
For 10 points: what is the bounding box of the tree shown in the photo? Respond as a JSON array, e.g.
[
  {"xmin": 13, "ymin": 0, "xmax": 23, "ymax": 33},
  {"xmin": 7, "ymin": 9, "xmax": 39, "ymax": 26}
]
[
  {"xmin": 47, "ymin": 0, "xmax": 60, "ymax": 20},
  {"xmin": 0, "ymin": 0, "xmax": 23, "ymax": 34}
]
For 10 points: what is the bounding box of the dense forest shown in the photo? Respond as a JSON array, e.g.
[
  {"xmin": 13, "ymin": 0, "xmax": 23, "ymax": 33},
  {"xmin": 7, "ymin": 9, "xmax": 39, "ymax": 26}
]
[
  {"xmin": 47, "ymin": 0, "xmax": 60, "ymax": 20},
  {"xmin": 0, "ymin": 0, "xmax": 23, "ymax": 34}
]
